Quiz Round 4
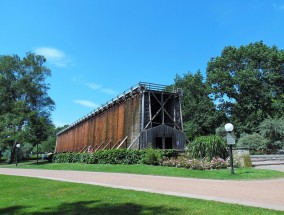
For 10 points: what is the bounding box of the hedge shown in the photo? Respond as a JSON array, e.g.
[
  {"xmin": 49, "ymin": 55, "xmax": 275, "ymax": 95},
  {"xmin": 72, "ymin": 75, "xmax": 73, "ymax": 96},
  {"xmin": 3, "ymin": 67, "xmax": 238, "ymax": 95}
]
[{"xmin": 53, "ymin": 149, "xmax": 178, "ymax": 165}]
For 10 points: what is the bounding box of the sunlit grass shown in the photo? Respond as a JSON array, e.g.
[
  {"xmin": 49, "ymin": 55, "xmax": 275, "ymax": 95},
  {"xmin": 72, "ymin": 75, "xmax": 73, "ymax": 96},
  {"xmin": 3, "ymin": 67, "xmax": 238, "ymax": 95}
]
[{"xmin": 0, "ymin": 175, "xmax": 282, "ymax": 215}]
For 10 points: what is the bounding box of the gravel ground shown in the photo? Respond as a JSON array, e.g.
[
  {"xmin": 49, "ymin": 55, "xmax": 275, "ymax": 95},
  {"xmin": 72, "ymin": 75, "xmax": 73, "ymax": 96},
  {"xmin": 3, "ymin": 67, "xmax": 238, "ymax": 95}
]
[{"xmin": 1, "ymin": 168, "xmax": 284, "ymax": 211}]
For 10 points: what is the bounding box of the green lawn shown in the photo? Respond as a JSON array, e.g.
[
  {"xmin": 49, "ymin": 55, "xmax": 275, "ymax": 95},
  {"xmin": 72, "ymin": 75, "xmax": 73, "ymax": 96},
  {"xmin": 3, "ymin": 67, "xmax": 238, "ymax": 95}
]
[
  {"xmin": 0, "ymin": 174, "xmax": 282, "ymax": 215},
  {"xmin": 1, "ymin": 160, "xmax": 284, "ymax": 180}
]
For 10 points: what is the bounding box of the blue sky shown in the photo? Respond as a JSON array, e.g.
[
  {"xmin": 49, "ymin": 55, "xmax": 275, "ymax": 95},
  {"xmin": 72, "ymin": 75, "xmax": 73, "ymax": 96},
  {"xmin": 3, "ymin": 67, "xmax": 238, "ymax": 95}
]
[{"xmin": 1, "ymin": 0, "xmax": 284, "ymax": 127}]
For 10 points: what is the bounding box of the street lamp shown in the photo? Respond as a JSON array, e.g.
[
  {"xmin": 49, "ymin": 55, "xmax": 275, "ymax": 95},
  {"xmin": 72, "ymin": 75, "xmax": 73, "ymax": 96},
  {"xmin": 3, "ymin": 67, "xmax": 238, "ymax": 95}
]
[
  {"xmin": 225, "ymin": 123, "xmax": 235, "ymax": 174},
  {"xmin": 15, "ymin": 143, "xmax": 21, "ymax": 167}
]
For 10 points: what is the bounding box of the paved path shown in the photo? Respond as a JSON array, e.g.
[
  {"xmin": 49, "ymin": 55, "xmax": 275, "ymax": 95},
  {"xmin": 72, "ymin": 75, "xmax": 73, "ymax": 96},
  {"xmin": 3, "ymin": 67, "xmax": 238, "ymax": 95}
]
[
  {"xmin": 1, "ymin": 168, "xmax": 284, "ymax": 211},
  {"xmin": 255, "ymin": 164, "xmax": 284, "ymax": 172}
]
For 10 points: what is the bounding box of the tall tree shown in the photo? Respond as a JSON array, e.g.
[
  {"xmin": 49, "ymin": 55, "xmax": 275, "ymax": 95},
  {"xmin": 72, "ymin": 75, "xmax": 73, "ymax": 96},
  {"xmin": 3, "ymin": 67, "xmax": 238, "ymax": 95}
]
[
  {"xmin": 174, "ymin": 71, "xmax": 226, "ymax": 140},
  {"xmin": 41, "ymin": 124, "xmax": 69, "ymax": 153},
  {"xmin": 206, "ymin": 41, "xmax": 284, "ymax": 135},
  {"xmin": 0, "ymin": 53, "xmax": 55, "ymax": 163}
]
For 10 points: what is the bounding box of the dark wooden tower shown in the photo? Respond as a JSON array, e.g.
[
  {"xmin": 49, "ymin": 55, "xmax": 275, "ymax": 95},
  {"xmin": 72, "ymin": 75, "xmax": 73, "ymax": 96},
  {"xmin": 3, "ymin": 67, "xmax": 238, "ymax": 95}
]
[{"xmin": 55, "ymin": 82, "xmax": 186, "ymax": 153}]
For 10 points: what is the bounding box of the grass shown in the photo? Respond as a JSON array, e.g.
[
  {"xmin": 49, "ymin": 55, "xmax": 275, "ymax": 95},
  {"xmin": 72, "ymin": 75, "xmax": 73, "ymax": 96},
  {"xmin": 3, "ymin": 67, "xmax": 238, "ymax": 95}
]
[
  {"xmin": 1, "ymin": 160, "xmax": 284, "ymax": 180},
  {"xmin": 0, "ymin": 174, "xmax": 282, "ymax": 215}
]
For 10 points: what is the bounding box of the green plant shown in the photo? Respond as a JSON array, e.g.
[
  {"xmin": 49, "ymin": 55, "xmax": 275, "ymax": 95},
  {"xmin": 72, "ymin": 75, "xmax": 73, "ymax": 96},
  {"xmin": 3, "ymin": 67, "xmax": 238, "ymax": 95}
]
[
  {"xmin": 54, "ymin": 149, "xmax": 145, "ymax": 165},
  {"xmin": 140, "ymin": 148, "xmax": 162, "ymax": 165},
  {"xmin": 257, "ymin": 118, "xmax": 284, "ymax": 153},
  {"xmin": 188, "ymin": 135, "xmax": 228, "ymax": 159},
  {"xmin": 237, "ymin": 133, "xmax": 268, "ymax": 153},
  {"xmin": 226, "ymin": 157, "xmax": 239, "ymax": 168}
]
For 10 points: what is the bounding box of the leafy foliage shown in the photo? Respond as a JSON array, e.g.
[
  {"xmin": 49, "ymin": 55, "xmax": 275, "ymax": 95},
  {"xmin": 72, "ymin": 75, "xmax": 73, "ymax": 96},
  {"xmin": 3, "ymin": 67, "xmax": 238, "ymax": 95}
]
[
  {"xmin": 188, "ymin": 135, "xmax": 228, "ymax": 159},
  {"xmin": 41, "ymin": 125, "xmax": 69, "ymax": 153},
  {"xmin": 53, "ymin": 149, "xmax": 178, "ymax": 165},
  {"xmin": 174, "ymin": 71, "xmax": 226, "ymax": 140},
  {"xmin": 206, "ymin": 41, "xmax": 284, "ymax": 135},
  {"xmin": 161, "ymin": 157, "xmax": 228, "ymax": 170},
  {"xmin": 259, "ymin": 118, "xmax": 284, "ymax": 151},
  {"xmin": 140, "ymin": 148, "xmax": 162, "ymax": 165},
  {"xmin": 0, "ymin": 53, "xmax": 55, "ymax": 163},
  {"xmin": 236, "ymin": 133, "xmax": 268, "ymax": 152}
]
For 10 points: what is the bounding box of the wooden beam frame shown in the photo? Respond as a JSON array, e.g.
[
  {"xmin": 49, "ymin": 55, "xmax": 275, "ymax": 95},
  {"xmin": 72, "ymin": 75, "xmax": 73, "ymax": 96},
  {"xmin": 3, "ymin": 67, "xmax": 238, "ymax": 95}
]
[
  {"xmin": 102, "ymin": 141, "xmax": 112, "ymax": 150},
  {"xmin": 116, "ymin": 136, "xmax": 128, "ymax": 149}
]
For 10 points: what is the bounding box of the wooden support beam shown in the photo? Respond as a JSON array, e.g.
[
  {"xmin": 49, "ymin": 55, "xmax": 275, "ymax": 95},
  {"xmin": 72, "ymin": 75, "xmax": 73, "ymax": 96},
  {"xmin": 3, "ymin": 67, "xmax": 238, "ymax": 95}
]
[
  {"xmin": 164, "ymin": 108, "xmax": 182, "ymax": 131},
  {"xmin": 141, "ymin": 92, "xmax": 145, "ymax": 131},
  {"xmin": 95, "ymin": 142, "xmax": 104, "ymax": 151},
  {"xmin": 79, "ymin": 146, "xmax": 87, "ymax": 153},
  {"xmin": 127, "ymin": 134, "xmax": 140, "ymax": 150},
  {"xmin": 102, "ymin": 141, "xmax": 112, "ymax": 150},
  {"xmin": 116, "ymin": 136, "xmax": 128, "ymax": 149},
  {"xmin": 144, "ymin": 106, "xmax": 162, "ymax": 130},
  {"xmin": 161, "ymin": 93, "xmax": 164, "ymax": 125},
  {"xmin": 148, "ymin": 92, "xmax": 152, "ymax": 128},
  {"xmin": 111, "ymin": 140, "xmax": 121, "ymax": 149}
]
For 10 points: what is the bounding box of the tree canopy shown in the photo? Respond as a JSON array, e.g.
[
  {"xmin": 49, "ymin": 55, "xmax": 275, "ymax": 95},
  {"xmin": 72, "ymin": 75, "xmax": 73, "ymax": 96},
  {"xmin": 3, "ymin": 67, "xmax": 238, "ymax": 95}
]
[
  {"xmin": 174, "ymin": 71, "xmax": 226, "ymax": 140},
  {"xmin": 206, "ymin": 41, "xmax": 284, "ymax": 135},
  {"xmin": 0, "ymin": 53, "xmax": 55, "ymax": 162}
]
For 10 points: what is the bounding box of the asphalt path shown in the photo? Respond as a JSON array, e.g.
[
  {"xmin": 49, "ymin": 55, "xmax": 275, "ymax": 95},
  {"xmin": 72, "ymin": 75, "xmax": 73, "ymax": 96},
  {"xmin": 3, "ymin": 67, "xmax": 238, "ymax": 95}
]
[{"xmin": 1, "ymin": 168, "xmax": 284, "ymax": 211}]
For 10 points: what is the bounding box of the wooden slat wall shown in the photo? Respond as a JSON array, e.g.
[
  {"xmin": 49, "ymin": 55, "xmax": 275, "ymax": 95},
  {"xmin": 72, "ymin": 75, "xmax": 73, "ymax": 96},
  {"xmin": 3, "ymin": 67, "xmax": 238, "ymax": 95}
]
[{"xmin": 56, "ymin": 94, "xmax": 141, "ymax": 153}]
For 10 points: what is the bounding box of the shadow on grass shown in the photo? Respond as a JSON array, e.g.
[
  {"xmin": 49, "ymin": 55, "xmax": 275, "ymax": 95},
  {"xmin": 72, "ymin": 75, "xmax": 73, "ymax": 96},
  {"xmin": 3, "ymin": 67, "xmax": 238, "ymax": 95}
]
[
  {"xmin": 0, "ymin": 205, "xmax": 29, "ymax": 214},
  {"xmin": 29, "ymin": 160, "xmax": 49, "ymax": 165},
  {"xmin": 0, "ymin": 159, "xmax": 49, "ymax": 166},
  {"xmin": 2, "ymin": 200, "xmax": 181, "ymax": 215}
]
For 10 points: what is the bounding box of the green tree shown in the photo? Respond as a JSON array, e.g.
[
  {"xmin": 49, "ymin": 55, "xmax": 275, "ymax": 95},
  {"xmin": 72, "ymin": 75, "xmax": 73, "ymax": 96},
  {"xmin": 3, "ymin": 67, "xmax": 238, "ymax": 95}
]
[
  {"xmin": 0, "ymin": 53, "xmax": 55, "ymax": 163},
  {"xmin": 206, "ymin": 41, "xmax": 284, "ymax": 135},
  {"xmin": 41, "ymin": 125, "xmax": 69, "ymax": 153},
  {"xmin": 174, "ymin": 71, "xmax": 226, "ymax": 140},
  {"xmin": 259, "ymin": 118, "xmax": 284, "ymax": 152}
]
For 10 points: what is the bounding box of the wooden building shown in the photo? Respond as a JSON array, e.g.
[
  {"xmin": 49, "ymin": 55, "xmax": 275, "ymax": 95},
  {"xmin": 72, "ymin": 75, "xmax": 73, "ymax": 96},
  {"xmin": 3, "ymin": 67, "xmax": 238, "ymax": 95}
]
[{"xmin": 55, "ymin": 82, "xmax": 186, "ymax": 153}]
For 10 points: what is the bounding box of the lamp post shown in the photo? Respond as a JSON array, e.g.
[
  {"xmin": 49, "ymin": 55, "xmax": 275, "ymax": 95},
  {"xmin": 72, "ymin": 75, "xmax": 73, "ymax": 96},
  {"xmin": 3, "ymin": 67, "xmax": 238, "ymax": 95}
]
[
  {"xmin": 15, "ymin": 143, "xmax": 21, "ymax": 167},
  {"xmin": 225, "ymin": 123, "xmax": 235, "ymax": 174}
]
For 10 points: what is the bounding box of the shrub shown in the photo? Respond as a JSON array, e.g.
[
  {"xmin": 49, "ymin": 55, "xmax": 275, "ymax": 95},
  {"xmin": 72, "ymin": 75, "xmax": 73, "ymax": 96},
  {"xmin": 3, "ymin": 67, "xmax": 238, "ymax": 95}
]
[
  {"xmin": 210, "ymin": 157, "xmax": 227, "ymax": 169},
  {"xmin": 161, "ymin": 157, "xmax": 228, "ymax": 170},
  {"xmin": 237, "ymin": 133, "xmax": 267, "ymax": 152},
  {"xmin": 189, "ymin": 135, "xmax": 228, "ymax": 159},
  {"xmin": 53, "ymin": 149, "xmax": 178, "ymax": 166},
  {"xmin": 140, "ymin": 148, "xmax": 162, "ymax": 165},
  {"xmin": 226, "ymin": 157, "xmax": 240, "ymax": 168},
  {"xmin": 80, "ymin": 153, "xmax": 91, "ymax": 163}
]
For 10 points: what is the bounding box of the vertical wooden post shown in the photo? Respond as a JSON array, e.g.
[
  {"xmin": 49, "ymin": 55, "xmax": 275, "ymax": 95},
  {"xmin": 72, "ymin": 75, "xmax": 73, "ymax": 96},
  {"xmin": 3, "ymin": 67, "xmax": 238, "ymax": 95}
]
[
  {"xmin": 148, "ymin": 92, "xmax": 152, "ymax": 128},
  {"xmin": 141, "ymin": 91, "xmax": 145, "ymax": 131},
  {"xmin": 161, "ymin": 93, "xmax": 164, "ymax": 125}
]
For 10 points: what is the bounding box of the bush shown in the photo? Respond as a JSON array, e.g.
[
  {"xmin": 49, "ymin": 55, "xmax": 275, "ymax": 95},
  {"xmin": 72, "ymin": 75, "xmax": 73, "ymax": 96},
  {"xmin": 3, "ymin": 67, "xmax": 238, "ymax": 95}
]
[
  {"xmin": 140, "ymin": 148, "xmax": 162, "ymax": 165},
  {"xmin": 188, "ymin": 135, "xmax": 228, "ymax": 159},
  {"xmin": 259, "ymin": 118, "xmax": 284, "ymax": 152},
  {"xmin": 161, "ymin": 157, "xmax": 228, "ymax": 170},
  {"xmin": 226, "ymin": 157, "xmax": 240, "ymax": 168},
  {"xmin": 53, "ymin": 149, "xmax": 178, "ymax": 165},
  {"xmin": 237, "ymin": 133, "xmax": 267, "ymax": 153}
]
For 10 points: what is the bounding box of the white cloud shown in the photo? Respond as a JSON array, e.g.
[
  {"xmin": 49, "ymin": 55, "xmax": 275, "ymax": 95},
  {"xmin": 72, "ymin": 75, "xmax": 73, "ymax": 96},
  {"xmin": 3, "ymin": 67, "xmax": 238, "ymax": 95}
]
[
  {"xmin": 273, "ymin": 3, "xmax": 284, "ymax": 10},
  {"xmin": 35, "ymin": 47, "xmax": 69, "ymax": 67},
  {"xmin": 100, "ymin": 88, "xmax": 116, "ymax": 94},
  {"xmin": 86, "ymin": 83, "xmax": 102, "ymax": 90},
  {"xmin": 73, "ymin": 100, "xmax": 99, "ymax": 108},
  {"xmin": 86, "ymin": 83, "xmax": 117, "ymax": 95}
]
